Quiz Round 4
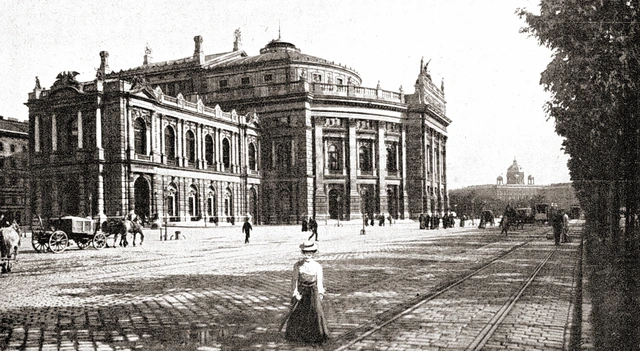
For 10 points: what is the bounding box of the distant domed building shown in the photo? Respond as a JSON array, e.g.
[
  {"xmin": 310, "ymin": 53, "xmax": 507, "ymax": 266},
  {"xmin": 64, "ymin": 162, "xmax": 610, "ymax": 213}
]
[
  {"xmin": 496, "ymin": 159, "xmax": 540, "ymax": 201},
  {"xmin": 451, "ymin": 158, "xmax": 580, "ymax": 215}
]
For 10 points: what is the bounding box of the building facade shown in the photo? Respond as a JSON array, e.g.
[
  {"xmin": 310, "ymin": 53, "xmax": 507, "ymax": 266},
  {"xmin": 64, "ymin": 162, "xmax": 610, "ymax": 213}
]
[
  {"xmin": 27, "ymin": 32, "xmax": 451, "ymax": 224},
  {"xmin": 451, "ymin": 159, "xmax": 579, "ymax": 214},
  {"xmin": 0, "ymin": 116, "xmax": 29, "ymax": 224}
]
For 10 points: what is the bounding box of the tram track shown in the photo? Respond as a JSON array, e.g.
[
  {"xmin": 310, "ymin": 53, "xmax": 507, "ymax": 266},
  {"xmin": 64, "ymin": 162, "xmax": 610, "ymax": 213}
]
[{"xmin": 330, "ymin": 228, "xmax": 557, "ymax": 351}]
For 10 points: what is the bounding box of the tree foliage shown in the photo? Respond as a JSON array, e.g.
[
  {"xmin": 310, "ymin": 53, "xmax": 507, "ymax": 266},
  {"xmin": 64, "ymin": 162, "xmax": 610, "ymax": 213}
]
[{"xmin": 518, "ymin": 0, "xmax": 640, "ymax": 244}]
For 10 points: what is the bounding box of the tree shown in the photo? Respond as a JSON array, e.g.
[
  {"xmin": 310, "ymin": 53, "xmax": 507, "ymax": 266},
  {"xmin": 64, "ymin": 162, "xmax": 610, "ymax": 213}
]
[{"xmin": 518, "ymin": 1, "xmax": 640, "ymax": 247}]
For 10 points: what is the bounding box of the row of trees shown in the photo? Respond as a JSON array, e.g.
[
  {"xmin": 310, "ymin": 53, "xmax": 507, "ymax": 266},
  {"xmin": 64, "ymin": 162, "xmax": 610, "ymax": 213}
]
[{"xmin": 518, "ymin": 1, "xmax": 640, "ymax": 249}]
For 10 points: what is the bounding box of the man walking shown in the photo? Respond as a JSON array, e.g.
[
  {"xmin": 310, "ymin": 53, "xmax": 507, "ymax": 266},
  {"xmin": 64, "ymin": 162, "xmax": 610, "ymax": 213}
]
[
  {"xmin": 308, "ymin": 217, "xmax": 318, "ymax": 241},
  {"xmin": 242, "ymin": 218, "xmax": 252, "ymax": 244},
  {"xmin": 562, "ymin": 210, "xmax": 570, "ymax": 243}
]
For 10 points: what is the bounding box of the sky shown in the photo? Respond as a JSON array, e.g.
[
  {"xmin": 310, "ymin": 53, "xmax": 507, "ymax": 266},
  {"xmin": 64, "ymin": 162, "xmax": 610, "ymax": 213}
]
[{"xmin": 0, "ymin": 0, "xmax": 571, "ymax": 189}]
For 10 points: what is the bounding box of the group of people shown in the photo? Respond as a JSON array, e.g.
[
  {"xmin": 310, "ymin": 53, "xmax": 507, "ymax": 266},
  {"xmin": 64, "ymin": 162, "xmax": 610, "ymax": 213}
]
[
  {"xmin": 301, "ymin": 217, "xmax": 319, "ymax": 241},
  {"xmin": 418, "ymin": 212, "xmax": 456, "ymax": 230},
  {"xmin": 362, "ymin": 213, "xmax": 393, "ymax": 227},
  {"xmin": 551, "ymin": 209, "xmax": 570, "ymax": 245}
]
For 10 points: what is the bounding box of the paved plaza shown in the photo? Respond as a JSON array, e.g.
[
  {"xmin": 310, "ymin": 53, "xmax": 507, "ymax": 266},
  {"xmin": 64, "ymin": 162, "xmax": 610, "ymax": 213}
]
[{"xmin": 0, "ymin": 220, "xmax": 583, "ymax": 350}]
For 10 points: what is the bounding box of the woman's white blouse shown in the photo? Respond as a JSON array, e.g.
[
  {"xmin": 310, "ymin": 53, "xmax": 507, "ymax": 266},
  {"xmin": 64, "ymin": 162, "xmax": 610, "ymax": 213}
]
[{"xmin": 291, "ymin": 258, "xmax": 325, "ymax": 297}]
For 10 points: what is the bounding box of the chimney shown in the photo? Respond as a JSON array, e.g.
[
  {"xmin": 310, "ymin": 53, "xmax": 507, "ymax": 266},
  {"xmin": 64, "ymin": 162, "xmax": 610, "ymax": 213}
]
[{"xmin": 194, "ymin": 35, "xmax": 205, "ymax": 64}]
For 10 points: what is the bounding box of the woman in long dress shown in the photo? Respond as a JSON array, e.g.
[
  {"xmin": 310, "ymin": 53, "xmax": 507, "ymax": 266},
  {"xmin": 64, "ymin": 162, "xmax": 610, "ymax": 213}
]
[{"xmin": 285, "ymin": 241, "xmax": 329, "ymax": 344}]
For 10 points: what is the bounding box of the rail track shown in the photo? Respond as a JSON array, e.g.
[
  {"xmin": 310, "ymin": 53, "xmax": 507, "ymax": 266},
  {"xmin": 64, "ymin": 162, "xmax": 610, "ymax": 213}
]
[{"xmin": 330, "ymin": 226, "xmax": 560, "ymax": 350}]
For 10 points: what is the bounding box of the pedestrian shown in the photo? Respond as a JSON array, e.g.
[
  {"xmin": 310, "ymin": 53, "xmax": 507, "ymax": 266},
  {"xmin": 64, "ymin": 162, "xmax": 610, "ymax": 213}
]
[
  {"xmin": 419, "ymin": 213, "xmax": 425, "ymax": 229},
  {"xmin": 562, "ymin": 210, "xmax": 570, "ymax": 243},
  {"xmin": 387, "ymin": 214, "xmax": 392, "ymax": 226},
  {"xmin": 378, "ymin": 214, "xmax": 384, "ymax": 226},
  {"xmin": 363, "ymin": 213, "xmax": 369, "ymax": 227},
  {"xmin": 284, "ymin": 241, "xmax": 329, "ymax": 344},
  {"xmin": 308, "ymin": 217, "xmax": 318, "ymax": 241},
  {"xmin": 242, "ymin": 218, "xmax": 252, "ymax": 244},
  {"xmin": 551, "ymin": 211, "xmax": 563, "ymax": 245},
  {"xmin": 301, "ymin": 217, "xmax": 308, "ymax": 232},
  {"xmin": 425, "ymin": 212, "xmax": 431, "ymax": 230},
  {"xmin": 369, "ymin": 214, "xmax": 374, "ymax": 226}
]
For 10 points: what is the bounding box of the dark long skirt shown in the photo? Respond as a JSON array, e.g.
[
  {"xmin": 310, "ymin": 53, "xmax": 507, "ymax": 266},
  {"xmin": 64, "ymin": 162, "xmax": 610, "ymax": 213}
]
[{"xmin": 285, "ymin": 283, "xmax": 329, "ymax": 344}]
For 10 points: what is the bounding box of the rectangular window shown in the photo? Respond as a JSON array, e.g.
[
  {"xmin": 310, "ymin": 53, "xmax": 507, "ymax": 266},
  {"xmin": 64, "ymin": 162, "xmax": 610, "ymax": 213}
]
[
  {"xmin": 219, "ymin": 80, "xmax": 228, "ymax": 88},
  {"xmin": 241, "ymin": 77, "xmax": 250, "ymax": 85},
  {"xmin": 313, "ymin": 74, "xmax": 322, "ymax": 82},
  {"xmin": 264, "ymin": 74, "xmax": 273, "ymax": 82},
  {"xmin": 336, "ymin": 78, "xmax": 343, "ymax": 85}
]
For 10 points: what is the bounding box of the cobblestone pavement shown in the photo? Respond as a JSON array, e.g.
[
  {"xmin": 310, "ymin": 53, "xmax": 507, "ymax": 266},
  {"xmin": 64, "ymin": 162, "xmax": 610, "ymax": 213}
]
[{"xmin": 0, "ymin": 220, "xmax": 582, "ymax": 350}]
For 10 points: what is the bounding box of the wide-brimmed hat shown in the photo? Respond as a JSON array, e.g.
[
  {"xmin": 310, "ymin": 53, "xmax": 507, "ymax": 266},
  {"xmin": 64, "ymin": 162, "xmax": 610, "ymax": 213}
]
[{"xmin": 299, "ymin": 240, "xmax": 318, "ymax": 252}]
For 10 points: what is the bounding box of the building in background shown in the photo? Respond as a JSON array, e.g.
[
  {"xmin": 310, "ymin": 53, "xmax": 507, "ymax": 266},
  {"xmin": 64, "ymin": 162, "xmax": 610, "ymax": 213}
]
[
  {"xmin": 449, "ymin": 159, "xmax": 579, "ymax": 217},
  {"xmin": 27, "ymin": 31, "xmax": 451, "ymax": 225},
  {"xmin": 0, "ymin": 116, "xmax": 29, "ymax": 224}
]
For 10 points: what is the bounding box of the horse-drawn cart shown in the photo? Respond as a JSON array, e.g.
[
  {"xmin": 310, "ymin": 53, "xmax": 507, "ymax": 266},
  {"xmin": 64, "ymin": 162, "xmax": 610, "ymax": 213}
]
[{"xmin": 31, "ymin": 215, "xmax": 107, "ymax": 253}]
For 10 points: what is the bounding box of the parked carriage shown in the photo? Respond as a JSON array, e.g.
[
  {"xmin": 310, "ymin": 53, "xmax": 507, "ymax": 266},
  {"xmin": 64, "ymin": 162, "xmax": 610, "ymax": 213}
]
[{"xmin": 31, "ymin": 215, "xmax": 107, "ymax": 253}]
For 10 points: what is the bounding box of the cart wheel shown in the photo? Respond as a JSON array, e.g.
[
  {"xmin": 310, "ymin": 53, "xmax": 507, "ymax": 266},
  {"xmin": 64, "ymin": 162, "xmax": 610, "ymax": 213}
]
[
  {"xmin": 49, "ymin": 230, "xmax": 68, "ymax": 253},
  {"xmin": 92, "ymin": 233, "xmax": 107, "ymax": 250},
  {"xmin": 31, "ymin": 232, "xmax": 48, "ymax": 253},
  {"xmin": 77, "ymin": 239, "xmax": 91, "ymax": 250}
]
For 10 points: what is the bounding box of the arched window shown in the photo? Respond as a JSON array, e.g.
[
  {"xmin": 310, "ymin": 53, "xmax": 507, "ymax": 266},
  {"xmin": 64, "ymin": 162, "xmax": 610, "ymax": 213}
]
[
  {"xmin": 188, "ymin": 185, "xmax": 198, "ymax": 217},
  {"xmin": 205, "ymin": 134, "xmax": 214, "ymax": 165},
  {"xmin": 222, "ymin": 138, "xmax": 231, "ymax": 170},
  {"xmin": 359, "ymin": 144, "xmax": 372, "ymax": 172},
  {"xmin": 134, "ymin": 118, "xmax": 147, "ymax": 155},
  {"xmin": 248, "ymin": 143, "xmax": 256, "ymax": 171},
  {"xmin": 66, "ymin": 117, "xmax": 78, "ymax": 151},
  {"xmin": 328, "ymin": 143, "xmax": 341, "ymax": 172},
  {"xmin": 386, "ymin": 143, "xmax": 397, "ymax": 172},
  {"xmin": 164, "ymin": 126, "xmax": 176, "ymax": 160},
  {"xmin": 10, "ymin": 144, "xmax": 16, "ymax": 153},
  {"xmin": 206, "ymin": 187, "xmax": 216, "ymax": 217},
  {"xmin": 166, "ymin": 183, "xmax": 178, "ymax": 217},
  {"xmin": 186, "ymin": 130, "xmax": 196, "ymax": 164}
]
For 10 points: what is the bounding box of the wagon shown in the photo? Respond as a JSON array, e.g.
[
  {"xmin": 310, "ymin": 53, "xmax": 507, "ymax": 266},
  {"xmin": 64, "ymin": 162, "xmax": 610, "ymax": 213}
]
[{"xmin": 31, "ymin": 215, "xmax": 107, "ymax": 253}]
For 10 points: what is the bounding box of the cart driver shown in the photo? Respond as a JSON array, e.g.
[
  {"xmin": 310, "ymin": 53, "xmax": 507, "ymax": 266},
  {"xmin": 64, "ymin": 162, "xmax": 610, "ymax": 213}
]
[{"xmin": 124, "ymin": 209, "xmax": 139, "ymax": 223}]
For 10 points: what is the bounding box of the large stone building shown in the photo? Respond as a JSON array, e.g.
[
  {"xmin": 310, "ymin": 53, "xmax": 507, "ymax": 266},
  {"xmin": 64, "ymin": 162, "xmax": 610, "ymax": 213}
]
[
  {"xmin": 26, "ymin": 32, "xmax": 451, "ymax": 224},
  {"xmin": 0, "ymin": 116, "xmax": 29, "ymax": 224},
  {"xmin": 452, "ymin": 159, "xmax": 578, "ymax": 213}
]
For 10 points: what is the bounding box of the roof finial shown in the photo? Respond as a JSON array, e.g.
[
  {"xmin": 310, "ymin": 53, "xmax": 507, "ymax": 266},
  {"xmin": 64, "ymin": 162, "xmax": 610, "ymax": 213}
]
[{"xmin": 278, "ymin": 20, "xmax": 281, "ymax": 40}]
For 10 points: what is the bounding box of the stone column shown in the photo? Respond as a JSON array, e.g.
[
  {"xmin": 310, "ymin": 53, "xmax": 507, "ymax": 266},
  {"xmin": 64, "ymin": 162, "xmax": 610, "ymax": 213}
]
[
  {"xmin": 401, "ymin": 125, "xmax": 409, "ymax": 219},
  {"xmin": 216, "ymin": 128, "xmax": 222, "ymax": 171},
  {"xmin": 51, "ymin": 113, "xmax": 57, "ymax": 151},
  {"xmin": 347, "ymin": 118, "xmax": 362, "ymax": 218},
  {"xmin": 378, "ymin": 124, "xmax": 387, "ymax": 215},
  {"xmin": 177, "ymin": 120, "xmax": 184, "ymax": 167},
  {"xmin": 34, "ymin": 116, "xmax": 40, "ymax": 152},
  {"xmin": 77, "ymin": 111, "xmax": 83, "ymax": 149},
  {"xmin": 127, "ymin": 102, "xmax": 134, "ymax": 159},
  {"xmin": 95, "ymin": 95, "xmax": 105, "ymax": 220},
  {"xmin": 313, "ymin": 117, "xmax": 326, "ymax": 219}
]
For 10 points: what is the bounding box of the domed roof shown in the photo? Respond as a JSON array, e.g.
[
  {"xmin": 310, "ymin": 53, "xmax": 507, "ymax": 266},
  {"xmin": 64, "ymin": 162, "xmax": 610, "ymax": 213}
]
[
  {"xmin": 507, "ymin": 159, "xmax": 522, "ymax": 173},
  {"xmin": 497, "ymin": 175, "xmax": 503, "ymax": 181},
  {"xmin": 212, "ymin": 38, "xmax": 361, "ymax": 80}
]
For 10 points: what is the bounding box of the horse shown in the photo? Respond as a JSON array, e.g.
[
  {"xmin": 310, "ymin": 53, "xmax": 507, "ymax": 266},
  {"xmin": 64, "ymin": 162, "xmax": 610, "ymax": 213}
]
[
  {"xmin": 0, "ymin": 222, "xmax": 22, "ymax": 273},
  {"xmin": 124, "ymin": 218, "xmax": 144, "ymax": 246},
  {"xmin": 100, "ymin": 218, "xmax": 144, "ymax": 248}
]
